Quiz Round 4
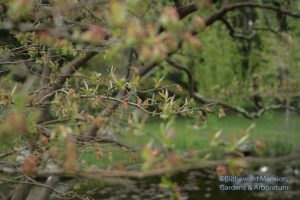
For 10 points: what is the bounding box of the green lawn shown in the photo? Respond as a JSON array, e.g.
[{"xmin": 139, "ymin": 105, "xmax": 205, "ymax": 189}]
[
  {"xmin": 122, "ymin": 112, "xmax": 300, "ymax": 154},
  {"xmin": 178, "ymin": 112, "xmax": 299, "ymax": 150},
  {"xmin": 80, "ymin": 112, "xmax": 300, "ymax": 168}
]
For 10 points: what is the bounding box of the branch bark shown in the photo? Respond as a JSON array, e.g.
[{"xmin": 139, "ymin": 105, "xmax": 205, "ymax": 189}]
[
  {"xmin": 205, "ymin": 2, "xmax": 300, "ymax": 27},
  {"xmin": 220, "ymin": 17, "xmax": 256, "ymax": 40},
  {"xmin": 35, "ymin": 176, "xmax": 60, "ymax": 200},
  {"xmin": 10, "ymin": 181, "xmax": 33, "ymax": 200},
  {"xmin": 1, "ymin": 153, "xmax": 300, "ymax": 180}
]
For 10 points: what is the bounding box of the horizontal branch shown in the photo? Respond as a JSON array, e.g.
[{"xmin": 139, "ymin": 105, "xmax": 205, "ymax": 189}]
[
  {"xmin": 205, "ymin": 2, "xmax": 300, "ymax": 26},
  {"xmin": 177, "ymin": 4, "xmax": 198, "ymax": 19},
  {"xmin": 192, "ymin": 92, "xmax": 299, "ymax": 119},
  {"xmin": 0, "ymin": 147, "xmax": 28, "ymax": 159},
  {"xmin": 72, "ymin": 135, "xmax": 134, "ymax": 151},
  {"xmin": 0, "ymin": 153, "xmax": 299, "ymax": 179},
  {"xmin": 0, "ymin": 22, "xmax": 50, "ymax": 32}
]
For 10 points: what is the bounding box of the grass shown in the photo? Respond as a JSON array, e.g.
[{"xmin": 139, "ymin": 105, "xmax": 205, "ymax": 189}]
[
  {"xmin": 171, "ymin": 112, "xmax": 300, "ymax": 152},
  {"xmin": 79, "ymin": 112, "xmax": 300, "ymax": 168}
]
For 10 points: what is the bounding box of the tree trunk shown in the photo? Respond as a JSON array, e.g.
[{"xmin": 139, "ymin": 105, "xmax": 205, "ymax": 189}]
[
  {"xmin": 33, "ymin": 176, "xmax": 60, "ymax": 200},
  {"xmin": 10, "ymin": 183, "xmax": 32, "ymax": 200}
]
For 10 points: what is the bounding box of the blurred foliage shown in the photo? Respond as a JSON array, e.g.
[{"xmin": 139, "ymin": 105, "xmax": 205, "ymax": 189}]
[{"xmin": 0, "ymin": 0, "xmax": 300, "ymax": 199}]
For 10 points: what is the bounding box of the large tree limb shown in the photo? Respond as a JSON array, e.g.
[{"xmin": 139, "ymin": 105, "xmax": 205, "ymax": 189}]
[
  {"xmin": 35, "ymin": 176, "xmax": 60, "ymax": 200},
  {"xmin": 10, "ymin": 181, "xmax": 33, "ymax": 200},
  {"xmin": 1, "ymin": 153, "xmax": 299, "ymax": 180}
]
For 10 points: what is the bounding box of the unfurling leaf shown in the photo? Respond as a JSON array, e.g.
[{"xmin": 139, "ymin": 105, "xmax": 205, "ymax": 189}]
[
  {"xmin": 122, "ymin": 98, "xmax": 129, "ymax": 109},
  {"xmin": 9, "ymin": 0, "xmax": 35, "ymax": 19},
  {"xmin": 22, "ymin": 154, "xmax": 37, "ymax": 176},
  {"xmin": 137, "ymin": 96, "xmax": 143, "ymax": 106},
  {"xmin": 108, "ymin": 152, "xmax": 113, "ymax": 161},
  {"xmin": 126, "ymin": 20, "xmax": 145, "ymax": 45},
  {"xmin": 96, "ymin": 148, "xmax": 104, "ymax": 159},
  {"xmin": 91, "ymin": 96, "xmax": 101, "ymax": 109},
  {"xmin": 218, "ymin": 108, "xmax": 226, "ymax": 118},
  {"xmin": 159, "ymin": 7, "xmax": 179, "ymax": 30},
  {"xmin": 63, "ymin": 138, "xmax": 77, "ymax": 173},
  {"xmin": 216, "ymin": 164, "xmax": 227, "ymax": 176},
  {"xmin": 81, "ymin": 25, "xmax": 106, "ymax": 43},
  {"xmin": 183, "ymin": 32, "xmax": 203, "ymax": 50},
  {"xmin": 153, "ymin": 77, "xmax": 164, "ymax": 88},
  {"xmin": 108, "ymin": 0, "xmax": 126, "ymax": 30},
  {"xmin": 6, "ymin": 112, "xmax": 27, "ymax": 134},
  {"xmin": 253, "ymin": 140, "xmax": 267, "ymax": 150},
  {"xmin": 130, "ymin": 154, "xmax": 138, "ymax": 162},
  {"xmin": 0, "ymin": 95, "xmax": 9, "ymax": 107},
  {"xmin": 166, "ymin": 128, "xmax": 175, "ymax": 139},
  {"xmin": 39, "ymin": 135, "xmax": 49, "ymax": 144},
  {"xmin": 193, "ymin": 16, "xmax": 206, "ymax": 32},
  {"xmin": 160, "ymin": 7, "xmax": 179, "ymax": 23},
  {"xmin": 176, "ymin": 84, "xmax": 183, "ymax": 93}
]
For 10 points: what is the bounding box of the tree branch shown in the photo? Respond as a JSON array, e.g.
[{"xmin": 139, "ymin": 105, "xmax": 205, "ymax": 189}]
[
  {"xmin": 40, "ymin": 50, "xmax": 53, "ymax": 88},
  {"xmin": 37, "ymin": 51, "xmax": 96, "ymax": 123},
  {"xmin": 1, "ymin": 153, "xmax": 299, "ymax": 179},
  {"xmin": 205, "ymin": 2, "xmax": 300, "ymax": 27},
  {"xmin": 35, "ymin": 176, "xmax": 60, "ymax": 200},
  {"xmin": 173, "ymin": 0, "xmax": 182, "ymax": 9},
  {"xmin": 0, "ymin": 147, "xmax": 28, "ymax": 159},
  {"xmin": 73, "ymin": 135, "xmax": 135, "ymax": 151},
  {"xmin": 166, "ymin": 57, "xmax": 195, "ymax": 96},
  {"xmin": 220, "ymin": 17, "xmax": 256, "ymax": 40}
]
